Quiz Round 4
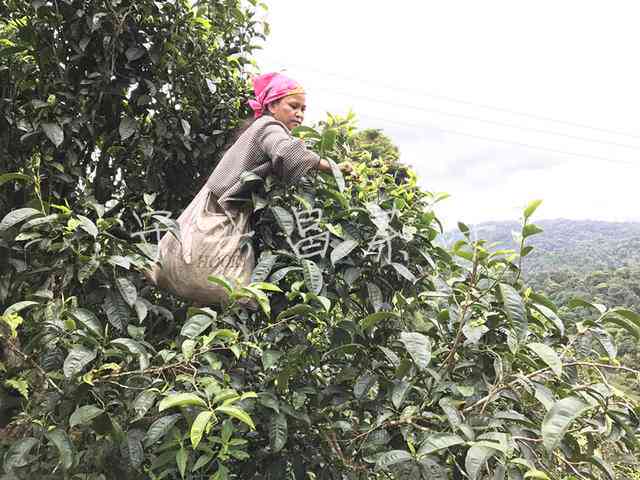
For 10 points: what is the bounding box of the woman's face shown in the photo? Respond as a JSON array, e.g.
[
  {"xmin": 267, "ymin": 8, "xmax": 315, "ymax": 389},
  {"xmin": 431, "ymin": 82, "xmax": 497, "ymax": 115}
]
[{"xmin": 267, "ymin": 93, "xmax": 306, "ymax": 130}]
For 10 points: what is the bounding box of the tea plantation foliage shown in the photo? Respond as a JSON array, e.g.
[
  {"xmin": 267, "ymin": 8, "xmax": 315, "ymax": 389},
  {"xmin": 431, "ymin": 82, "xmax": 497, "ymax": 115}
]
[{"xmin": 2, "ymin": 2, "xmax": 640, "ymax": 479}]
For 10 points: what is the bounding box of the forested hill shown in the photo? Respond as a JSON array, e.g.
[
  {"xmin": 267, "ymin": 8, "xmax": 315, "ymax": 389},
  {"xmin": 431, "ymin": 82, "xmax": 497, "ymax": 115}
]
[{"xmin": 444, "ymin": 219, "xmax": 640, "ymax": 274}]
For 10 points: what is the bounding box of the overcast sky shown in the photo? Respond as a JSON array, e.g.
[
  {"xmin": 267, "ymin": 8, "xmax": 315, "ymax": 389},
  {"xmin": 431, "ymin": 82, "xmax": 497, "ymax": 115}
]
[{"xmin": 253, "ymin": 1, "xmax": 640, "ymax": 227}]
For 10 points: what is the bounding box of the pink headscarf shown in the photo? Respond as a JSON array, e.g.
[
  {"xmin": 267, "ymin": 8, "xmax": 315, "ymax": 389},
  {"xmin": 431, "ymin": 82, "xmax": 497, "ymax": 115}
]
[{"xmin": 248, "ymin": 72, "xmax": 304, "ymax": 118}]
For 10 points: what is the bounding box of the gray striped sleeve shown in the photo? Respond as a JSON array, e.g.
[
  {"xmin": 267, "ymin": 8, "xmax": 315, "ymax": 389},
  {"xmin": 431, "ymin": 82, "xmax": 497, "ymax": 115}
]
[{"xmin": 257, "ymin": 119, "xmax": 321, "ymax": 183}]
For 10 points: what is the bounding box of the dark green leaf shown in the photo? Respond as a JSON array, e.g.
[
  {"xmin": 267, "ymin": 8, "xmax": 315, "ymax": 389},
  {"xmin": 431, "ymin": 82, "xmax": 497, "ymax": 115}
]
[
  {"xmin": 103, "ymin": 291, "xmax": 130, "ymax": 331},
  {"xmin": 361, "ymin": 311, "xmax": 399, "ymax": 331},
  {"xmin": 70, "ymin": 308, "xmax": 102, "ymax": 337},
  {"xmin": 144, "ymin": 414, "xmax": 181, "ymax": 446},
  {"xmin": 0, "ymin": 173, "xmax": 31, "ymax": 187},
  {"xmin": 499, "ymin": 283, "xmax": 528, "ymax": 345},
  {"xmin": 251, "ymin": 253, "xmax": 278, "ymax": 282},
  {"xmin": 69, "ymin": 405, "xmax": 104, "ymax": 428},
  {"xmin": 116, "ymin": 277, "xmax": 137, "ymax": 308},
  {"xmin": 45, "ymin": 429, "xmax": 74, "ymax": 470},
  {"xmin": 399, "ymin": 332, "xmax": 431, "ymax": 370},
  {"xmin": 0, "ymin": 208, "xmax": 41, "ymax": 231},
  {"xmin": 3, "ymin": 300, "xmax": 39, "ymax": 316},
  {"xmin": 527, "ymin": 343, "xmax": 562, "ymax": 377},
  {"xmin": 418, "ymin": 433, "xmax": 465, "ymax": 457},
  {"xmin": 376, "ymin": 450, "xmax": 413, "ymax": 470},
  {"xmin": 269, "ymin": 412, "xmax": 287, "ymax": 452},
  {"xmin": 392, "ymin": 262, "xmax": 416, "ymax": 283},
  {"xmin": 77, "ymin": 215, "xmax": 98, "ymax": 238},
  {"xmin": 125, "ymin": 46, "xmax": 146, "ymax": 61},
  {"xmin": 331, "ymin": 239, "xmax": 358, "ymax": 265},
  {"xmin": 354, "ymin": 374, "xmax": 377, "ymax": 399},
  {"xmin": 542, "ymin": 396, "xmax": 592, "ymax": 451},
  {"xmin": 367, "ymin": 282, "xmax": 384, "ymax": 312},
  {"xmin": 3, "ymin": 437, "xmax": 38, "ymax": 471},
  {"xmin": 133, "ymin": 390, "xmax": 157, "ymax": 421},
  {"xmin": 391, "ymin": 380, "xmax": 411, "ymax": 409},
  {"xmin": 180, "ymin": 314, "xmax": 214, "ymax": 339},
  {"xmin": 302, "ymin": 259, "xmax": 323, "ymax": 294},
  {"xmin": 531, "ymin": 303, "xmax": 564, "ymax": 336},
  {"xmin": 63, "ymin": 345, "xmax": 97, "ymax": 378},
  {"xmin": 176, "ymin": 448, "xmax": 188, "ymax": 479},
  {"xmin": 262, "ymin": 349, "xmax": 283, "ymax": 369},
  {"xmin": 119, "ymin": 117, "xmax": 137, "ymax": 140},
  {"xmin": 465, "ymin": 445, "xmax": 499, "ymax": 480},
  {"xmin": 42, "ymin": 122, "xmax": 64, "ymax": 147},
  {"xmin": 327, "ymin": 158, "xmax": 345, "ymax": 192},
  {"xmin": 269, "ymin": 266, "xmax": 302, "ymax": 283},
  {"xmin": 271, "ymin": 206, "xmax": 294, "ymax": 236}
]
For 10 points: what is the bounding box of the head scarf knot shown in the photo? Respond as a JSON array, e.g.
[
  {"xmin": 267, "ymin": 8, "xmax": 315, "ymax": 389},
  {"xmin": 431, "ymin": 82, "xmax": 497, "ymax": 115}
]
[{"xmin": 248, "ymin": 72, "xmax": 304, "ymax": 118}]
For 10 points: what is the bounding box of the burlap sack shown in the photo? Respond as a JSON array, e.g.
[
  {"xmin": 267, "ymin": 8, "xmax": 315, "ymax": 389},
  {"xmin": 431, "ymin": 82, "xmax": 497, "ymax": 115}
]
[{"xmin": 146, "ymin": 187, "xmax": 255, "ymax": 305}]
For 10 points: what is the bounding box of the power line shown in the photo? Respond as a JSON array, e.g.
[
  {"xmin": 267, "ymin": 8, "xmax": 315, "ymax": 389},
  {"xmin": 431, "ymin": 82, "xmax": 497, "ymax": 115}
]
[
  {"xmin": 262, "ymin": 57, "xmax": 640, "ymax": 141},
  {"xmin": 356, "ymin": 113, "xmax": 638, "ymax": 168},
  {"xmin": 306, "ymin": 85, "xmax": 640, "ymax": 152}
]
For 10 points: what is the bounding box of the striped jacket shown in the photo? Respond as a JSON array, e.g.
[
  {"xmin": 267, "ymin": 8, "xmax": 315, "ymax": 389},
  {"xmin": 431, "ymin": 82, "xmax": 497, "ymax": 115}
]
[{"xmin": 205, "ymin": 115, "xmax": 320, "ymax": 211}]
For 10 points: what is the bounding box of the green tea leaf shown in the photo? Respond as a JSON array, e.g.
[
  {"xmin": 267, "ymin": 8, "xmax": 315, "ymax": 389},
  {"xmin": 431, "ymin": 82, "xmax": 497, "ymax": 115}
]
[
  {"xmin": 133, "ymin": 390, "xmax": 157, "ymax": 421},
  {"xmin": 269, "ymin": 412, "xmax": 287, "ymax": 452},
  {"xmin": 208, "ymin": 275, "xmax": 233, "ymax": 293},
  {"xmin": 0, "ymin": 173, "xmax": 31, "ymax": 187},
  {"xmin": 42, "ymin": 122, "xmax": 64, "ymax": 147},
  {"xmin": 542, "ymin": 396, "xmax": 592, "ymax": 451},
  {"xmin": 271, "ymin": 206, "xmax": 294, "ymax": 236},
  {"xmin": 523, "ymin": 199, "xmax": 543, "ymax": 220},
  {"xmin": 69, "ymin": 405, "xmax": 104, "ymax": 428},
  {"xmin": 63, "ymin": 345, "xmax": 97, "ymax": 378},
  {"xmin": 45, "ymin": 429, "xmax": 74, "ymax": 470},
  {"xmin": 3, "ymin": 437, "xmax": 38, "ymax": 471},
  {"xmin": 180, "ymin": 314, "xmax": 213, "ymax": 339},
  {"xmin": 499, "ymin": 283, "xmax": 528, "ymax": 345},
  {"xmin": 354, "ymin": 374, "xmax": 377, "ymax": 399},
  {"xmin": 119, "ymin": 116, "xmax": 137, "ymax": 140},
  {"xmin": 376, "ymin": 450, "xmax": 412, "ymax": 470},
  {"xmin": 70, "ymin": 308, "xmax": 103, "ymax": 338},
  {"xmin": 103, "ymin": 291, "xmax": 130, "ymax": 331},
  {"xmin": 251, "ymin": 253, "xmax": 278, "ymax": 282},
  {"xmin": 418, "ymin": 433, "xmax": 465, "ymax": 457},
  {"xmin": 0, "ymin": 208, "xmax": 41, "ymax": 231},
  {"xmin": 190, "ymin": 410, "xmax": 214, "ymax": 449},
  {"xmin": 465, "ymin": 444, "xmax": 499, "ymax": 480},
  {"xmin": 214, "ymin": 405, "xmax": 255, "ymax": 430},
  {"xmin": 361, "ymin": 311, "xmax": 399, "ymax": 331},
  {"xmin": 144, "ymin": 414, "xmax": 181, "ymax": 446},
  {"xmin": 331, "ymin": 239, "xmax": 358, "ymax": 265},
  {"xmin": 116, "ymin": 277, "xmax": 137, "ymax": 308},
  {"xmin": 527, "ymin": 342, "xmax": 563, "ymax": 377},
  {"xmin": 399, "ymin": 332, "xmax": 431, "ymax": 370},
  {"xmin": 159, "ymin": 393, "xmax": 207, "ymax": 411},
  {"xmin": 302, "ymin": 259, "xmax": 323, "ymax": 294}
]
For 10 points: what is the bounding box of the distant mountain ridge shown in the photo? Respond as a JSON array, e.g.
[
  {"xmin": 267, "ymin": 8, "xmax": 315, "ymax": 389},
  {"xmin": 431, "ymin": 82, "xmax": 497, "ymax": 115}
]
[{"xmin": 443, "ymin": 219, "xmax": 640, "ymax": 274}]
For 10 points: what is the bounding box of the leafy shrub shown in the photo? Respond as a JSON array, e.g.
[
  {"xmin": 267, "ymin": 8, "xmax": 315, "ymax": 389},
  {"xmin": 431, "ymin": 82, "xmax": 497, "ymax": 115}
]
[
  {"xmin": 2, "ymin": 2, "xmax": 639, "ymax": 479},
  {"xmin": 2, "ymin": 111, "xmax": 640, "ymax": 479}
]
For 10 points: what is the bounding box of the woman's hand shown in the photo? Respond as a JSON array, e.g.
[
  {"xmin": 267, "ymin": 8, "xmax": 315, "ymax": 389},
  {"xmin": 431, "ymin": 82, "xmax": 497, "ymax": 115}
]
[
  {"xmin": 317, "ymin": 159, "xmax": 357, "ymax": 179},
  {"xmin": 338, "ymin": 162, "xmax": 354, "ymax": 175}
]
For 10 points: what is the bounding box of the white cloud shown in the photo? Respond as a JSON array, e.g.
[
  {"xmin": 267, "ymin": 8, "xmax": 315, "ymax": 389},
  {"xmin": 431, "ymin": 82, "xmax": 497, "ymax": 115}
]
[{"xmin": 254, "ymin": 0, "xmax": 640, "ymax": 227}]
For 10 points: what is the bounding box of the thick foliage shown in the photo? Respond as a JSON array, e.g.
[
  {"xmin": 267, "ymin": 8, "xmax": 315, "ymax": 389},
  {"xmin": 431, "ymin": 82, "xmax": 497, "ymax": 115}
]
[
  {"xmin": 2, "ymin": 108, "xmax": 640, "ymax": 479},
  {"xmin": 1, "ymin": 0, "xmax": 264, "ymax": 212},
  {"xmin": 2, "ymin": 3, "xmax": 640, "ymax": 479}
]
